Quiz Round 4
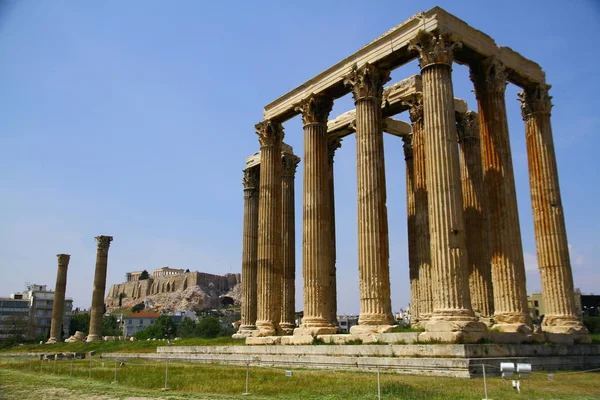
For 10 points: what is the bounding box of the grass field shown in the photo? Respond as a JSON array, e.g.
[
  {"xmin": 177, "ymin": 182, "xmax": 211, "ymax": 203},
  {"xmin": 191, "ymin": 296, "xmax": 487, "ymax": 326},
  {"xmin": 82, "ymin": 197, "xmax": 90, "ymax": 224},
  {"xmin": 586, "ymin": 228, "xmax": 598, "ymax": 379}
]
[{"xmin": 1, "ymin": 355, "xmax": 599, "ymax": 399}]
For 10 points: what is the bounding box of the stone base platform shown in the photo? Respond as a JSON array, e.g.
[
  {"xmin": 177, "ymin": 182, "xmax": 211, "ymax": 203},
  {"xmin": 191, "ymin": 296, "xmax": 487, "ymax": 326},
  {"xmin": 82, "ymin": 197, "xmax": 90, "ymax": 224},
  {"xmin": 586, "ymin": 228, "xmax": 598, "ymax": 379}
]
[{"xmin": 102, "ymin": 343, "xmax": 600, "ymax": 378}]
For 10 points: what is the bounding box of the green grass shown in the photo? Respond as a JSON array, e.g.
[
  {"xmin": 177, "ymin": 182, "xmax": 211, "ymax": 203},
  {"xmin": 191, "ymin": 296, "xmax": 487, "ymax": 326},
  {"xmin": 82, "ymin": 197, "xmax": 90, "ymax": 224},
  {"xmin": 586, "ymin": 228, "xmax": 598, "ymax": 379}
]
[
  {"xmin": 0, "ymin": 336, "xmax": 245, "ymax": 355},
  {"xmin": 591, "ymin": 334, "xmax": 600, "ymax": 344},
  {"xmin": 390, "ymin": 325, "xmax": 424, "ymax": 333},
  {"xmin": 1, "ymin": 356, "xmax": 599, "ymax": 399}
]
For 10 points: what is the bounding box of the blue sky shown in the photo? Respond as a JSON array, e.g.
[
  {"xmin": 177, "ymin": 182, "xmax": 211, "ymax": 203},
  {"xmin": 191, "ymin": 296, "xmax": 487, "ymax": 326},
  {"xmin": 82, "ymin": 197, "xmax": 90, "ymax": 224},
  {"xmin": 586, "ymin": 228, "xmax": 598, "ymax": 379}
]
[{"xmin": 1, "ymin": 0, "xmax": 598, "ymax": 313}]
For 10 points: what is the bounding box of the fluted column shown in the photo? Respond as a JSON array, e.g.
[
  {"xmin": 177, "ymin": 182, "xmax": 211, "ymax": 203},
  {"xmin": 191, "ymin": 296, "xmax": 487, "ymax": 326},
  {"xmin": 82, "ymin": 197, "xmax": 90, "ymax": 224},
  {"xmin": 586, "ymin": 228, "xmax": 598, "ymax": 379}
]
[
  {"xmin": 518, "ymin": 85, "xmax": 589, "ymax": 338},
  {"xmin": 470, "ymin": 56, "xmax": 531, "ymax": 333},
  {"xmin": 295, "ymin": 94, "xmax": 338, "ymax": 336},
  {"xmin": 406, "ymin": 95, "xmax": 433, "ymax": 327},
  {"xmin": 410, "ymin": 31, "xmax": 484, "ymax": 340},
  {"xmin": 457, "ymin": 111, "xmax": 494, "ymax": 325},
  {"xmin": 47, "ymin": 254, "xmax": 70, "ymax": 343},
  {"xmin": 344, "ymin": 63, "xmax": 394, "ymax": 333},
  {"xmin": 234, "ymin": 166, "xmax": 260, "ymax": 338},
  {"xmin": 87, "ymin": 235, "xmax": 113, "ymax": 342},
  {"xmin": 403, "ymin": 135, "xmax": 419, "ymax": 325},
  {"xmin": 255, "ymin": 120, "xmax": 284, "ymax": 336},
  {"xmin": 280, "ymin": 152, "xmax": 300, "ymax": 335},
  {"xmin": 327, "ymin": 138, "xmax": 342, "ymax": 325}
]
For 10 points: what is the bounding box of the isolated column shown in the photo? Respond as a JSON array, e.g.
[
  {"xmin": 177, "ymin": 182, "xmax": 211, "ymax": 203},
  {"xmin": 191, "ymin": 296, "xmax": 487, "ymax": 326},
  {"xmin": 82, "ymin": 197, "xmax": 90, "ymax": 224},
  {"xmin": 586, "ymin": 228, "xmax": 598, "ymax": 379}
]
[
  {"xmin": 403, "ymin": 134, "xmax": 419, "ymax": 324},
  {"xmin": 406, "ymin": 95, "xmax": 433, "ymax": 326},
  {"xmin": 235, "ymin": 166, "xmax": 260, "ymax": 338},
  {"xmin": 280, "ymin": 151, "xmax": 300, "ymax": 334},
  {"xmin": 47, "ymin": 254, "xmax": 70, "ymax": 343},
  {"xmin": 327, "ymin": 138, "xmax": 342, "ymax": 325},
  {"xmin": 470, "ymin": 56, "xmax": 531, "ymax": 333},
  {"xmin": 87, "ymin": 235, "xmax": 113, "ymax": 342},
  {"xmin": 519, "ymin": 84, "xmax": 589, "ymax": 338},
  {"xmin": 255, "ymin": 120, "xmax": 284, "ymax": 336},
  {"xmin": 410, "ymin": 31, "xmax": 484, "ymax": 339},
  {"xmin": 296, "ymin": 94, "xmax": 338, "ymax": 335},
  {"xmin": 344, "ymin": 63, "xmax": 394, "ymax": 332},
  {"xmin": 457, "ymin": 111, "xmax": 494, "ymax": 325}
]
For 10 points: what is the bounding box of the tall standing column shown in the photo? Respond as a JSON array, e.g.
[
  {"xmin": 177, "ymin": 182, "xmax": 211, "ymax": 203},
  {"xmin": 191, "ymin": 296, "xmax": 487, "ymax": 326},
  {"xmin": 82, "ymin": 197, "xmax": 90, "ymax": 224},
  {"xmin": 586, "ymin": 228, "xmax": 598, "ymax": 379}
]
[
  {"xmin": 87, "ymin": 235, "xmax": 113, "ymax": 342},
  {"xmin": 406, "ymin": 95, "xmax": 433, "ymax": 327},
  {"xmin": 457, "ymin": 111, "xmax": 494, "ymax": 325},
  {"xmin": 234, "ymin": 166, "xmax": 260, "ymax": 338},
  {"xmin": 255, "ymin": 120, "xmax": 284, "ymax": 336},
  {"xmin": 518, "ymin": 84, "xmax": 589, "ymax": 339},
  {"xmin": 403, "ymin": 135, "xmax": 419, "ymax": 325},
  {"xmin": 280, "ymin": 152, "xmax": 300, "ymax": 335},
  {"xmin": 344, "ymin": 63, "xmax": 394, "ymax": 333},
  {"xmin": 295, "ymin": 94, "xmax": 338, "ymax": 336},
  {"xmin": 410, "ymin": 31, "xmax": 485, "ymax": 341},
  {"xmin": 327, "ymin": 138, "xmax": 342, "ymax": 326},
  {"xmin": 47, "ymin": 254, "xmax": 70, "ymax": 343},
  {"xmin": 470, "ymin": 56, "xmax": 531, "ymax": 333}
]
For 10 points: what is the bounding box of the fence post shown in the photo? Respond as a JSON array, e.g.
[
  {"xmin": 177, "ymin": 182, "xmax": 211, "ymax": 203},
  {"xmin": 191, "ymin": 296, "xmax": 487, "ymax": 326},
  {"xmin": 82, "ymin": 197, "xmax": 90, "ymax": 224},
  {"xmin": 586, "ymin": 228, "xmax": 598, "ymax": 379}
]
[
  {"xmin": 482, "ymin": 364, "xmax": 489, "ymax": 400},
  {"xmin": 70, "ymin": 357, "xmax": 73, "ymax": 377},
  {"xmin": 161, "ymin": 357, "xmax": 169, "ymax": 391},
  {"xmin": 377, "ymin": 365, "xmax": 381, "ymax": 400},
  {"xmin": 89, "ymin": 357, "xmax": 92, "ymax": 378},
  {"xmin": 113, "ymin": 358, "xmax": 118, "ymax": 383},
  {"xmin": 243, "ymin": 361, "xmax": 251, "ymax": 396},
  {"xmin": 40, "ymin": 358, "xmax": 43, "ymax": 373},
  {"xmin": 54, "ymin": 356, "xmax": 57, "ymax": 375}
]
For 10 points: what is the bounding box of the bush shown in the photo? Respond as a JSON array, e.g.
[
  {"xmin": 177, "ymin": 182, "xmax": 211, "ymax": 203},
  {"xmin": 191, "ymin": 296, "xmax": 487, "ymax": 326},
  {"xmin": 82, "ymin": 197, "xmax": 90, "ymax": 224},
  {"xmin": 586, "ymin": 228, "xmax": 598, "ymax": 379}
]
[
  {"xmin": 134, "ymin": 315, "xmax": 177, "ymax": 340},
  {"xmin": 196, "ymin": 316, "xmax": 221, "ymax": 338},
  {"xmin": 583, "ymin": 316, "xmax": 600, "ymax": 334},
  {"xmin": 178, "ymin": 317, "xmax": 197, "ymax": 338}
]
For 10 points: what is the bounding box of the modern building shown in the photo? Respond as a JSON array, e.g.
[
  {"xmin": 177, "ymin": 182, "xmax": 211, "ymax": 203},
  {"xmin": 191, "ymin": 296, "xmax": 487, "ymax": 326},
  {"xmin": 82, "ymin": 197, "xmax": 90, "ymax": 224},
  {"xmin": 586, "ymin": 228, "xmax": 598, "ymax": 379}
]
[
  {"xmin": 122, "ymin": 311, "xmax": 160, "ymax": 337},
  {"xmin": 528, "ymin": 292, "xmax": 584, "ymax": 323},
  {"xmin": 337, "ymin": 315, "xmax": 359, "ymax": 333},
  {"xmin": 0, "ymin": 295, "xmax": 30, "ymax": 339}
]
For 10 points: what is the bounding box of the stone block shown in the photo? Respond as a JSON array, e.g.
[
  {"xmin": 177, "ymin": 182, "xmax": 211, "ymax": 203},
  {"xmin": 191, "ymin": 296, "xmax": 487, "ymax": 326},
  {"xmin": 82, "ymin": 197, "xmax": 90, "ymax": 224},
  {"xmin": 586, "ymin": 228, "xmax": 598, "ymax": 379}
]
[
  {"xmin": 280, "ymin": 335, "xmax": 314, "ymax": 345},
  {"xmin": 246, "ymin": 336, "xmax": 281, "ymax": 345}
]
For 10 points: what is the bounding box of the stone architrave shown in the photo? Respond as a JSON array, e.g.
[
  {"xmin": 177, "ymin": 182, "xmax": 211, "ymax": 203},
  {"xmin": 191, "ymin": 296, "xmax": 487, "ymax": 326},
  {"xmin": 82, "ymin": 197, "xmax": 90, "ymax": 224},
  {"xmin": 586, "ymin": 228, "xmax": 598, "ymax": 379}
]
[
  {"xmin": 234, "ymin": 166, "xmax": 260, "ymax": 339},
  {"xmin": 255, "ymin": 120, "xmax": 284, "ymax": 336},
  {"xmin": 404, "ymin": 94, "xmax": 433, "ymax": 327},
  {"xmin": 294, "ymin": 94, "xmax": 338, "ymax": 336},
  {"xmin": 280, "ymin": 151, "xmax": 300, "ymax": 335},
  {"xmin": 47, "ymin": 254, "xmax": 70, "ymax": 343},
  {"xmin": 409, "ymin": 31, "xmax": 485, "ymax": 341},
  {"xmin": 470, "ymin": 56, "xmax": 532, "ymax": 333},
  {"xmin": 456, "ymin": 111, "xmax": 494, "ymax": 325},
  {"xmin": 327, "ymin": 137, "xmax": 342, "ymax": 325},
  {"xmin": 518, "ymin": 85, "xmax": 589, "ymax": 339},
  {"xmin": 402, "ymin": 134, "xmax": 419, "ymax": 325},
  {"xmin": 344, "ymin": 64, "xmax": 395, "ymax": 333},
  {"xmin": 87, "ymin": 235, "xmax": 113, "ymax": 342}
]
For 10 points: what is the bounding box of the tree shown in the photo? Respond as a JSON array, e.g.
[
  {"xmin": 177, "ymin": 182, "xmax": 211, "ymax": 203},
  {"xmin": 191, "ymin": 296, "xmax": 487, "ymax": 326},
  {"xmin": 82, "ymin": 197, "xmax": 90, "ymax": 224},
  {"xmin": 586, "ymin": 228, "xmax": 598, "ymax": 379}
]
[
  {"xmin": 69, "ymin": 312, "xmax": 90, "ymax": 335},
  {"xmin": 196, "ymin": 316, "xmax": 221, "ymax": 338},
  {"xmin": 131, "ymin": 302, "xmax": 145, "ymax": 313},
  {"xmin": 133, "ymin": 315, "xmax": 177, "ymax": 340},
  {"xmin": 102, "ymin": 315, "xmax": 122, "ymax": 336},
  {"xmin": 178, "ymin": 317, "xmax": 197, "ymax": 338},
  {"xmin": 139, "ymin": 270, "xmax": 150, "ymax": 280}
]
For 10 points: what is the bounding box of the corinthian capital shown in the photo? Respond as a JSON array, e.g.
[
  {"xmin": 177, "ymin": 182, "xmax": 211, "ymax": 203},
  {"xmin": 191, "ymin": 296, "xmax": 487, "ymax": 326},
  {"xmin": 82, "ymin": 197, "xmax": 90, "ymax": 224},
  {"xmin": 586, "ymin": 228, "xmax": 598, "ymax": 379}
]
[
  {"xmin": 402, "ymin": 134, "xmax": 413, "ymax": 160},
  {"xmin": 95, "ymin": 235, "xmax": 113, "ymax": 250},
  {"xmin": 469, "ymin": 56, "xmax": 508, "ymax": 96},
  {"xmin": 456, "ymin": 111, "xmax": 480, "ymax": 142},
  {"xmin": 401, "ymin": 93, "xmax": 423, "ymax": 124},
  {"xmin": 255, "ymin": 120, "xmax": 284, "ymax": 147},
  {"xmin": 344, "ymin": 63, "xmax": 391, "ymax": 102},
  {"xmin": 518, "ymin": 84, "xmax": 552, "ymax": 119},
  {"xmin": 409, "ymin": 30, "xmax": 461, "ymax": 70},
  {"xmin": 282, "ymin": 154, "xmax": 300, "ymax": 177},
  {"xmin": 242, "ymin": 166, "xmax": 260, "ymax": 190},
  {"xmin": 56, "ymin": 254, "xmax": 71, "ymax": 265},
  {"xmin": 295, "ymin": 94, "xmax": 334, "ymax": 126}
]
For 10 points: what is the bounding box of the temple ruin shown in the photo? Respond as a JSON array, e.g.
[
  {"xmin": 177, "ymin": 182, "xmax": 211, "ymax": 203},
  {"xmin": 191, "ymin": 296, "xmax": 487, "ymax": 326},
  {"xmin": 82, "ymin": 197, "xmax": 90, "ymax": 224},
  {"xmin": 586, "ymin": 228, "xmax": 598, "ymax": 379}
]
[{"xmin": 236, "ymin": 6, "xmax": 589, "ymax": 344}]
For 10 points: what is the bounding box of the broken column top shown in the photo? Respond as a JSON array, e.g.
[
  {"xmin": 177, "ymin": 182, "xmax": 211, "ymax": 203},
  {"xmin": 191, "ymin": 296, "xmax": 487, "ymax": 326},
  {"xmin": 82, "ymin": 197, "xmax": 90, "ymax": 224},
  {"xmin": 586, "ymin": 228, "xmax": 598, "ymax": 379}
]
[{"xmin": 245, "ymin": 142, "xmax": 296, "ymax": 169}]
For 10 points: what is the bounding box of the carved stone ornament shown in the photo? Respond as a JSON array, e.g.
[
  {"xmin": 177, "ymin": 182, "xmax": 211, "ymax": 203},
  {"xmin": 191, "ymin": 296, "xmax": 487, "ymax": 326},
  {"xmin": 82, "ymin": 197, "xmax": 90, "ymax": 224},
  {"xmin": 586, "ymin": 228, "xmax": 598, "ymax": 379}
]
[
  {"xmin": 456, "ymin": 110, "xmax": 480, "ymax": 142},
  {"xmin": 401, "ymin": 93, "xmax": 424, "ymax": 124},
  {"xmin": 242, "ymin": 167, "xmax": 259, "ymax": 189},
  {"xmin": 517, "ymin": 84, "xmax": 552, "ymax": 119},
  {"xmin": 409, "ymin": 30, "xmax": 461, "ymax": 69},
  {"xmin": 56, "ymin": 254, "xmax": 71, "ymax": 264},
  {"xmin": 282, "ymin": 154, "xmax": 300, "ymax": 177},
  {"xmin": 343, "ymin": 63, "xmax": 391, "ymax": 102},
  {"xmin": 255, "ymin": 119, "xmax": 284, "ymax": 147},
  {"xmin": 470, "ymin": 56, "xmax": 508, "ymax": 96},
  {"xmin": 295, "ymin": 94, "xmax": 334, "ymax": 126},
  {"xmin": 95, "ymin": 235, "xmax": 113, "ymax": 250},
  {"xmin": 402, "ymin": 134, "xmax": 413, "ymax": 160},
  {"xmin": 327, "ymin": 137, "xmax": 343, "ymax": 163}
]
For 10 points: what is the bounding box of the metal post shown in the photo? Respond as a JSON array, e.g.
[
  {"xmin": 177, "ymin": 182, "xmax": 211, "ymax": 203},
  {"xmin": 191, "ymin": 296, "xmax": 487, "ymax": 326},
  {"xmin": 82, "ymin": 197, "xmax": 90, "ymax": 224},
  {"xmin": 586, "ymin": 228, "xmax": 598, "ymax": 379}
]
[
  {"xmin": 113, "ymin": 358, "xmax": 117, "ymax": 383},
  {"xmin": 40, "ymin": 358, "xmax": 43, "ymax": 373},
  {"xmin": 482, "ymin": 364, "xmax": 489, "ymax": 400},
  {"xmin": 377, "ymin": 365, "xmax": 381, "ymax": 400},
  {"xmin": 89, "ymin": 357, "xmax": 92, "ymax": 378},
  {"xmin": 54, "ymin": 357, "xmax": 57, "ymax": 374},
  {"xmin": 162, "ymin": 357, "xmax": 169, "ymax": 391},
  {"xmin": 29, "ymin": 360, "xmax": 32, "ymax": 372},
  {"xmin": 243, "ymin": 361, "xmax": 250, "ymax": 395},
  {"xmin": 70, "ymin": 357, "xmax": 73, "ymax": 376}
]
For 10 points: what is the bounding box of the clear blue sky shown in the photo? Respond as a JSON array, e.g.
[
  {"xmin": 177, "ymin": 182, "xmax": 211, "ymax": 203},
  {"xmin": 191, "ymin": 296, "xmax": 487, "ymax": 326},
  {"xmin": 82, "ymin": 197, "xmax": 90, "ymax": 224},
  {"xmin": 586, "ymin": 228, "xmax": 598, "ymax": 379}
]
[{"xmin": 1, "ymin": 0, "xmax": 598, "ymax": 312}]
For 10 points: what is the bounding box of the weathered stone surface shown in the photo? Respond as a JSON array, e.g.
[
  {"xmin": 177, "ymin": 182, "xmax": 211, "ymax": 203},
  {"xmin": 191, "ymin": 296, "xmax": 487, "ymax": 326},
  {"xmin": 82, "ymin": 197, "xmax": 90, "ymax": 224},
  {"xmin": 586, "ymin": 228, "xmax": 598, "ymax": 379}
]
[
  {"xmin": 87, "ymin": 236, "xmax": 112, "ymax": 342},
  {"xmin": 47, "ymin": 254, "xmax": 70, "ymax": 343}
]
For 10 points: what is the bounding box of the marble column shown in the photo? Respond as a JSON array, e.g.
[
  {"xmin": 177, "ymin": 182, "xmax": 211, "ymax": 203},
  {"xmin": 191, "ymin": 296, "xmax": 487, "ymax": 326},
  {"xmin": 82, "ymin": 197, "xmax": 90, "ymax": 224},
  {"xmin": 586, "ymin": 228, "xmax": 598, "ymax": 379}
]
[
  {"xmin": 406, "ymin": 95, "xmax": 433, "ymax": 327},
  {"xmin": 457, "ymin": 111, "xmax": 494, "ymax": 325},
  {"xmin": 47, "ymin": 254, "xmax": 70, "ymax": 343},
  {"xmin": 327, "ymin": 138, "xmax": 342, "ymax": 325},
  {"xmin": 518, "ymin": 84, "xmax": 589, "ymax": 338},
  {"xmin": 255, "ymin": 120, "xmax": 284, "ymax": 336},
  {"xmin": 470, "ymin": 56, "xmax": 531, "ymax": 333},
  {"xmin": 295, "ymin": 94, "xmax": 338, "ymax": 336},
  {"xmin": 344, "ymin": 64, "xmax": 394, "ymax": 333},
  {"xmin": 403, "ymin": 134, "xmax": 419, "ymax": 325},
  {"xmin": 280, "ymin": 151, "xmax": 300, "ymax": 335},
  {"xmin": 234, "ymin": 166, "xmax": 260, "ymax": 338},
  {"xmin": 87, "ymin": 235, "xmax": 113, "ymax": 342},
  {"xmin": 410, "ymin": 31, "xmax": 484, "ymax": 340}
]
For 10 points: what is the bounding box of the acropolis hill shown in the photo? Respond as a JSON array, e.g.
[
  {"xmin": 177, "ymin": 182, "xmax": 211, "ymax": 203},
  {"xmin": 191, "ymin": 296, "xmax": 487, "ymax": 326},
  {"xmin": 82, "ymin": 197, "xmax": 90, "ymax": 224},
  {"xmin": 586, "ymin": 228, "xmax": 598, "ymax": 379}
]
[{"xmin": 105, "ymin": 267, "xmax": 241, "ymax": 313}]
